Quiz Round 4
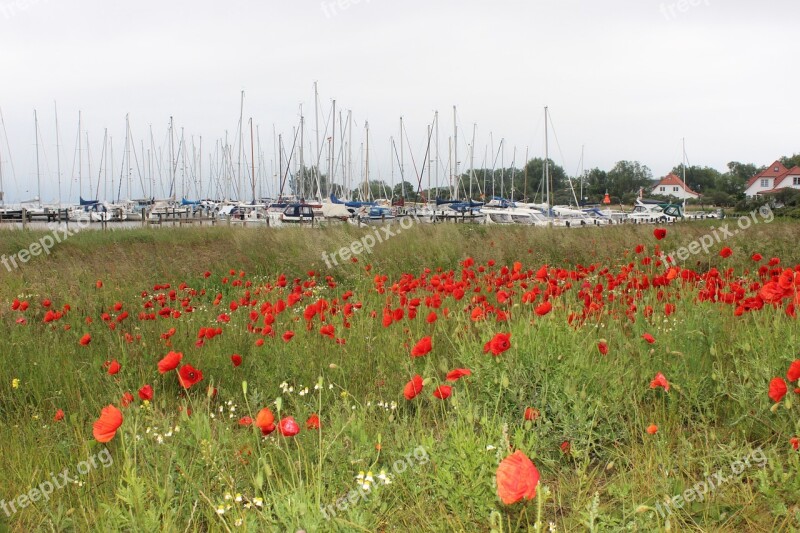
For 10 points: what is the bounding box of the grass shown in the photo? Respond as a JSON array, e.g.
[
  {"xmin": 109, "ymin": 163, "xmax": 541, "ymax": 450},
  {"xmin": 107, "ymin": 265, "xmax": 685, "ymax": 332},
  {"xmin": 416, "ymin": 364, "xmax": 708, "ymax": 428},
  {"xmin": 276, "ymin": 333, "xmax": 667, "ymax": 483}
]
[{"xmin": 0, "ymin": 220, "xmax": 799, "ymax": 532}]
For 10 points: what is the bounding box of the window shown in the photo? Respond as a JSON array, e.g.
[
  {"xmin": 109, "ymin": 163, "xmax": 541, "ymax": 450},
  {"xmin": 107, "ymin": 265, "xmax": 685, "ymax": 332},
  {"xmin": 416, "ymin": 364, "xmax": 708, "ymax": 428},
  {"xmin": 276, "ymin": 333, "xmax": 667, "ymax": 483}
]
[
  {"xmin": 761, "ymin": 179, "xmax": 770, "ymax": 188},
  {"xmin": 660, "ymin": 186, "xmax": 665, "ymax": 192},
  {"xmin": 775, "ymin": 167, "xmax": 780, "ymax": 172},
  {"xmin": 794, "ymin": 177, "xmax": 800, "ymax": 186},
  {"xmin": 673, "ymin": 187, "xmax": 679, "ymax": 192}
]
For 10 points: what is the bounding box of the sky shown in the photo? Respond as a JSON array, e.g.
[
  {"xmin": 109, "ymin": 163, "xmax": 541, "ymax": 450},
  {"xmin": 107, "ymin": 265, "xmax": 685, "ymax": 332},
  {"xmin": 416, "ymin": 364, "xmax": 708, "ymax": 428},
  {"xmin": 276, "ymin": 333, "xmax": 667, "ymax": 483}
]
[{"xmin": 0, "ymin": 0, "xmax": 798, "ymax": 203}]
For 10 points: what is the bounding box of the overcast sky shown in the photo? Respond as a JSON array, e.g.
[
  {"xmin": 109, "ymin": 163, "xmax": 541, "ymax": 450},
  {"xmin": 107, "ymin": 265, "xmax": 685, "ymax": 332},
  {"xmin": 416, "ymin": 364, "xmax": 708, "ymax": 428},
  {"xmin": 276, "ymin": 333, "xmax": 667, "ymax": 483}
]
[{"xmin": 0, "ymin": 0, "xmax": 798, "ymax": 203}]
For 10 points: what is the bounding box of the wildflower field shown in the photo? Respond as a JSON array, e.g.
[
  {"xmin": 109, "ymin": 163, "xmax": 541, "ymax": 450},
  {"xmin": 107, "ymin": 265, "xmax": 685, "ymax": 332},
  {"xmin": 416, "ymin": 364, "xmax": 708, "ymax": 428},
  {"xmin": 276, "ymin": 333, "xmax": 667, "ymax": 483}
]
[{"xmin": 1, "ymin": 221, "xmax": 799, "ymax": 532}]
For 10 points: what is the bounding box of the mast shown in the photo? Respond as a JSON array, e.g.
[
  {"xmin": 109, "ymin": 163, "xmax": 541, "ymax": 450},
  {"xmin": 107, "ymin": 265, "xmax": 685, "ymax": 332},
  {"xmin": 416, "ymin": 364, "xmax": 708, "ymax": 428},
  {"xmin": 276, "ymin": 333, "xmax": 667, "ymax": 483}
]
[
  {"xmin": 470, "ymin": 124, "xmax": 476, "ymax": 201},
  {"xmin": 54, "ymin": 102, "xmax": 62, "ymax": 208},
  {"xmin": 35, "ymin": 110, "xmax": 41, "ymax": 205},
  {"xmin": 399, "ymin": 116, "xmax": 405, "ymax": 191},
  {"xmin": 78, "ymin": 110, "xmax": 82, "ymax": 201},
  {"xmin": 126, "ymin": 115, "xmax": 132, "ymax": 201},
  {"xmin": 314, "ymin": 82, "xmax": 321, "ymax": 200},
  {"xmin": 544, "ymin": 106, "xmax": 550, "ymax": 209},
  {"xmin": 299, "ymin": 111, "xmax": 305, "ymax": 199},
  {"xmin": 238, "ymin": 90, "xmax": 244, "ymax": 201},
  {"xmin": 682, "ymin": 137, "xmax": 687, "ymax": 212},
  {"xmin": 453, "ymin": 106, "xmax": 458, "ymax": 196},
  {"xmin": 330, "ymin": 99, "xmax": 336, "ymax": 197},
  {"xmin": 364, "ymin": 121, "xmax": 370, "ymax": 201},
  {"xmin": 250, "ymin": 118, "xmax": 255, "ymax": 203}
]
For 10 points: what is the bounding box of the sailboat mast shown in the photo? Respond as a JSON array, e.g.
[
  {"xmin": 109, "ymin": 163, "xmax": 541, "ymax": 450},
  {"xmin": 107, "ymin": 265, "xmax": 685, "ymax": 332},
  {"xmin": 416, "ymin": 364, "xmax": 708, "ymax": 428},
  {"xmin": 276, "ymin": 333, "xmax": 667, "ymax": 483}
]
[
  {"xmin": 299, "ymin": 112, "xmax": 305, "ymax": 199},
  {"xmin": 54, "ymin": 102, "xmax": 62, "ymax": 208},
  {"xmin": 330, "ymin": 99, "xmax": 336, "ymax": 197},
  {"xmin": 682, "ymin": 137, "xmax": 687, "ymax": 212},
  {"xmin": 35, "ymin": 110, "xmax": 41, "ymax": 205},
  {"xmin": 250, "ymin": 118, "xmax": 255, "ymax": 203},
  {"xmin": 544, "ymin": 106, "xmax": 550, "ymax": 209},
  {"xmin": 78, "ymin": 110, "xmax": 82, "ymax": 201},
  {"xmin": 470, "ymin": 124, "xmax": 476, "ymax": 200},
  {"xmin": 364, "ymin": 121, "xmax": 370, "ymax": 201},
  {"xmin": 453, "ymin": 106, "xmax": 458, "ymax": 197},
  {"xmin": 314, "ymin": 81, "xmax": 321, "ymax": 200}
]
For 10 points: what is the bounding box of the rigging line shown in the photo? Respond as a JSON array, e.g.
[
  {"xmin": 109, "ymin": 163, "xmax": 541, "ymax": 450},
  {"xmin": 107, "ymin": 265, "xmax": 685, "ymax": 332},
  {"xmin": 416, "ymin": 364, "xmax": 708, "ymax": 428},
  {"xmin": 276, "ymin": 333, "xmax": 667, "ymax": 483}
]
[{"xmin": 0, "ymin": 107, "xmax": 18, "ymax": 189}]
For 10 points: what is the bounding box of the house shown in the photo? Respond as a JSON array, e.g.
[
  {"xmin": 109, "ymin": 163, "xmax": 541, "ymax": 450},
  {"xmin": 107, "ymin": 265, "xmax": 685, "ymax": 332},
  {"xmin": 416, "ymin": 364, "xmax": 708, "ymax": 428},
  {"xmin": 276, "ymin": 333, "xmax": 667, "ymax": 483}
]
[
  {"xmin": 651, "ymin": 173, "xmax": 700, "ymax": 200},
  {"xmin": 744, "ymin": 161, "xmax": 800, "ymax": 198}
]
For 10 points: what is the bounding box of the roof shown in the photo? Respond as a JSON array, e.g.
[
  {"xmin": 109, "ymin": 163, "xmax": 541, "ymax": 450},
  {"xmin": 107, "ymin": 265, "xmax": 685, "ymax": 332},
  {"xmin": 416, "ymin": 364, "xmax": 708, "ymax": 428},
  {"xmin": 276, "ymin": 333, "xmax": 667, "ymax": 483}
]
[
  {"xmin": 746, "ymin": 161, "xmax": 789, "ymax": 188},
  {"xmin": 652, "ymin": 173, "xmax": 699, "ymax": 195},
  {"xmin": 772, "ymin": 166, "xmax": 800, "ymax": 189}
]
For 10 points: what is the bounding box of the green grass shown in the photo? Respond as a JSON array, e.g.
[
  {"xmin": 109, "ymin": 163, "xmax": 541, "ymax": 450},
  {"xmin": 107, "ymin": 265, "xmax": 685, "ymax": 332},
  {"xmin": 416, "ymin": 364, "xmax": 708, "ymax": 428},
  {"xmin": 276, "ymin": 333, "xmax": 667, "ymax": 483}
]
[{"xmin": 0, "ymin": 221, "xmax": 799, "ymax": 532}]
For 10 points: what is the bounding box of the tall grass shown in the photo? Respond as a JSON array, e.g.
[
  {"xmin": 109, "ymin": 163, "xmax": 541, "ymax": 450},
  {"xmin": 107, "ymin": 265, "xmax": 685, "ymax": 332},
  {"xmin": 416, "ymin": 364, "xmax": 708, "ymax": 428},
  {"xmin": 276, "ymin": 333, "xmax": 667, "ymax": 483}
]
[{"xmin": 0, "ymin": 221, "xmax": 798, "ymax": 531}]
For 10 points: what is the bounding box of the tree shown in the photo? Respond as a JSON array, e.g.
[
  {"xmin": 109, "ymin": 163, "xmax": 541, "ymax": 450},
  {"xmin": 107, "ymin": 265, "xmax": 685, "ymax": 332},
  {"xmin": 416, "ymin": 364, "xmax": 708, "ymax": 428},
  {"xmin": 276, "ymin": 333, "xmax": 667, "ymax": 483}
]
[
  {"xmin": 780, "ymin": 153, "xmax": 800, "ymax": 169},
  {"xmin": 669, "ymin": 165, "xmax": 720, "ymax": 195},
  {"xmin": 606, "ymin": 161, "xmax": 653, "ymax": 199},
  {"xmin": 393, "ymin": 181, "xmax": 420, "ymax": 202}
]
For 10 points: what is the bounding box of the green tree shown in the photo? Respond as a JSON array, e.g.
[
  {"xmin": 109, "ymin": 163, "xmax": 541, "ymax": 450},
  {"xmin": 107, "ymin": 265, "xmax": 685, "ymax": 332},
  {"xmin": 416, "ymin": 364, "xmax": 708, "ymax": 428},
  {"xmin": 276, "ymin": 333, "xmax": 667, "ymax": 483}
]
[
  {"xmin": 669, "ymin": 165, "xmax": 720, "ymax": 195},
  {"xmin": 606, "ymin": 161, "xmax": 653, "ymax": 199},
  {"xmin": 780, "ymin": 153, "xmax": 800, "ymax": 169}
]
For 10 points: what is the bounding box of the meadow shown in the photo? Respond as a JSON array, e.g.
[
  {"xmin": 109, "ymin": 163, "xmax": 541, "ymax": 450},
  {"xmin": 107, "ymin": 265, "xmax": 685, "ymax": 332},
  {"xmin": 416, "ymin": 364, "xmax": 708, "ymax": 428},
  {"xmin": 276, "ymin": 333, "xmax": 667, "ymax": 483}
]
[{"xmin": 0, "ymin": 220, "xmax": 799, "ymax": 532}]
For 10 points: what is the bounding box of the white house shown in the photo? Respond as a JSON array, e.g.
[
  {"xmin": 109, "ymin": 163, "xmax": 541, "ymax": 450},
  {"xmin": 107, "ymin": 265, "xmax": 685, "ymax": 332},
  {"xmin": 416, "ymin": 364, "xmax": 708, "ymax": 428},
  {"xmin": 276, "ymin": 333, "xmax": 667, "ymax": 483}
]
[
  {"xmin": 744, "ymin": 161, "xmax": 800, "ymax": 198},
  {"xmin": 651, "ymin": 173, "xmax": 700, "ymax": 200}
]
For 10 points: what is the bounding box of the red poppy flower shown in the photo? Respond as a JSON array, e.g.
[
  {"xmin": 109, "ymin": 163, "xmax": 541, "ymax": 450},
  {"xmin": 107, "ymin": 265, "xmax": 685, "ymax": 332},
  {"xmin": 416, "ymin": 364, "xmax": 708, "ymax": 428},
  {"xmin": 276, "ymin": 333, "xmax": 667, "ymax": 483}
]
[
  {"xmin": 404, "ymin": 375, "xmax": 424, "ymax": 400},
  {"xmin": 426, "ymin": 312, "xmax": 438, "ymax": 324},
  {"xmin": 769, "ymin": 377, "xmax": 788, "ymax": 403},
  {"xmin": 120, "ymin": 392, "xmax": 134, "ymax": 407},
  {"xmin": 433, "ymin": 385, "xmax": 452, "ymax": 400},
  {"xmin": 278, "ymin": 416, "xmax": 300, "ymax": 437},
  {"xmin": 787, "ymin": 360, "xmax": 800, "ymax": 382},
  {"xmin": 238, "ymin": 416, "xmax": 253, "ymax": 427},
  {"xmin": 92, "ymin": 404, "xmax": 123, "ymax": 443},
  {"xmin": 95, "ymin": 280, "xmax": 103, "ymax": 289},
  {"xmin": 177, "ymin": 364, "xmax": 204, "ymax": 389},
  {"xmin": 791, "ymin": 437, "xmax": 799, "ymax": 451},
  {"xmin": 484, "ymin": 332, "xmax": 512, "ymax": 356},
  {"xmin": 597, "ymin": 341, "xmax": 609, "ymax": 356},
  {"xmin": 282, "ymin": 330, "xmax": 295, "ymax": 342},
  {"xmin": 653, "ymin": 228, "xmax": 667, "ymax": 240},
  {"xmin": 411, "ymin": 336, "xmax": 433, "ymax": 358},
  {"xmin": 158, "ymin": 351, "xmax": 183, "ymax": 373},
  {"xmin": 79, "ymin": 333, "xmax": 91, "ymax": 346},
  {"xmin": 751, "ymin": 253, "xmax": 763, "ymax": 262},
  {"xmin": 719, "ymin": 247, "xmax": 733, "ymax": 258},
  {"xmin": 138, "ymin": 384, "xmax": 154, "ymax": 401},
  {"xmin": 54, "ymin": 409, "xmax": 65, "ymax": 422},
  {"xmin": 646, "ymin": 424, "xmax": 658, "ymax": 435},
  {"xmin": 320, "ymin": 324, "xmax": 335, "ymax": 338},
  {"xmin": 106, "ymin": 360, "xmax": 121, "ymax": 375},
  {"xmin": 642, "ymin": 333, "xmax": 656, "ymax": 344},
  {"xmin": 231, "ymin": 354, "xmax": 242, "ymax": 367},
  {"xmin": 306, "ymin": 413, "xmax": 321, "ymax": 430},
  {"xmin": 534, "ymin": 301, "xmax": 552, "ymax": 316},
  {"xmin": 524, "ymin": 407, "xmax": 540, "ymax": 421},
  {"xmin": 256, "ymin": 408, "xmax": 275, "ymax": 435},
  {"xmin": 650, "ymin": 372, "xmax": 670, "ymax": 392},
  {"xmin": 496, "ymin": 450, "xmax": 540, "ymax": 505},
  {"xmin": 446, "ymin": 368, "xmax": 472, "ymax": 382}
]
